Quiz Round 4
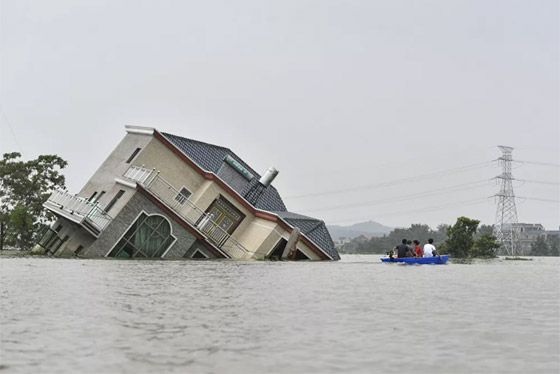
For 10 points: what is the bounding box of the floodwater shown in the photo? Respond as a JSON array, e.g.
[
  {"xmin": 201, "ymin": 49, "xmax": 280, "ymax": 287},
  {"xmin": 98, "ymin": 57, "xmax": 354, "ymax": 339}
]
[{"xmin": 0, "ymin": 255, "xmax": 559, "ymax": 374}]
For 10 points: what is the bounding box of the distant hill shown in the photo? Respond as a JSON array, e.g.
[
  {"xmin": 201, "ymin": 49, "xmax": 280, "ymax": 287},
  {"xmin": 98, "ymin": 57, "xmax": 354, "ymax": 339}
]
[{"xmin": 327, "ymin": 220, "xmax": 392, "ymax": 240}]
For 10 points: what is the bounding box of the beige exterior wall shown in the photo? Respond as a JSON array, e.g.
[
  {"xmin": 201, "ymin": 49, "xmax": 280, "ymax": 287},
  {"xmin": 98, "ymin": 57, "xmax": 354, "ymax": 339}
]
[
  {"xmin": 244, "ymin": 219, "xmax": 323, "ymax": 260},
  {"xmin": 78, "ymin": 131, "xmax": 153, "ymax": 211},
  {"xmin": 239, "ymin": 218, "xmax": 285, "ymax": 257},
  {"xmin": 132, "ymin": 137, "xmax": 280, "ymax": 255},
  {"xmin": 132, "ymin": 137, "xmax": 206, "ymax": 196},
  {"xmin": 296, "ymin": 240, "xmax": 323, "ymax": 261},
  {"xmin": 188, "ymin": 181, "xmax": 253, "ymax": 243}
]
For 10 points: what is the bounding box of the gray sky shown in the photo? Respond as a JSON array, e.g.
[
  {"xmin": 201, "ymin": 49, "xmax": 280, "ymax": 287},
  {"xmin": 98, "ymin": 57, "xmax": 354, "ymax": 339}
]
[{"xmin": 1, "ymin": 0, "xmax": 558, "ymax": 230}]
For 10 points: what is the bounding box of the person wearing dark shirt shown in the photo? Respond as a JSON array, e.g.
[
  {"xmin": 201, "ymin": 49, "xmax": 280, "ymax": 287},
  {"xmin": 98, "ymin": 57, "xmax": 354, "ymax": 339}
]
[
  {"xmin": 413, "ymin": 240, "xmax": 423, "ymax": 257},
  {"xmin": 396, "ymin": 239, "xmax": 414, "ymax": 257},
  {"xmin": 406, "ymin": 240, "xmax": 414, "ymax": 256}
]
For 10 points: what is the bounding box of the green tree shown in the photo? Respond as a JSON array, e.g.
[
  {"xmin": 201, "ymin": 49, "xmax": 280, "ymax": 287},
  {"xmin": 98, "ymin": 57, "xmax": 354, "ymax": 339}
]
[
  {"xmin": 444, "ymin": 216, "xmax": 480, "ymax": 258},
  {"xmin": 475, "ymin": 224, "xmax": 494, "ymax": 239},
  {"xmin": 0, "ymin": 152, "xmax": 68, "ymax": 250},
  {"xmin": 530, "ymin": 236, "xmax": 550, "ymax": 256},
  {"xmin": 471, "ymin": 232, "xmax": 500, "ymax": 258},
  {"xmin": 433, "ymin": 224, "xmax": 449, "ymax": 244},
  {"xmin": 340, "ymin": 223, "xmax": 450, "ymax": 254},
  {"xmin": 7, "ymin": 204, "xmax": 34, "ymax": 250}
]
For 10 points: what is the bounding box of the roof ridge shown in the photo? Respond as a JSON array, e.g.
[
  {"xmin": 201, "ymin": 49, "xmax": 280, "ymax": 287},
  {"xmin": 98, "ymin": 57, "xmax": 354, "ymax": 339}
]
[
  {"xmin": 303, "ymin": 221, "xmax": 324, "ymax": 235},
  {"xmin": 162, "ymin": 132, "xmax": 232, "ymax": 153},
  {"xmin": 162, "ymin": 131, "xmax": 268, "ymax": 180},
  {"xmin": 161, "ymin": 130, "xmax": 288, "ymax": 212}
]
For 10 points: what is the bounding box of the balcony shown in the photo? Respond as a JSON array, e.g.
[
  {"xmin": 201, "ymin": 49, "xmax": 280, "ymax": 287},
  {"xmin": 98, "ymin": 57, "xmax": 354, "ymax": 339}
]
[
  {"xmin": 43, "ymin": 190, "xmax": 113, "ymax": 236},
  {"xmin": 124, "ymin": 166, "xmax": 249, "ymax": 259}
]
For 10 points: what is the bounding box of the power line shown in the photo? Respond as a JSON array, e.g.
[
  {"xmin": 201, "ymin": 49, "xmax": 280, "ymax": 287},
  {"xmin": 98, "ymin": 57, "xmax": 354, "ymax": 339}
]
[
  {"xmin": 0, "ymin": 103, "xmax": 24, "ymax": 155},
  {"xmin": 518, "ymin": 197, "xmax": 560, "ymax": 203},
  {"xmin": 516, "ymin": 179, "xmax": 560, "ymax": 186},
  {"xmin": 285, "ymin": 161, "xmax": 492, "ymax": 200},
  {"xmin": 299, "ymin": 179, "xmax": 491, "ymax": 214},
  {"xmin": 326, "ymin": 197, "xmax": 489, "ymax": 225},
  {"xmin": 517, "ymin": 160, "xmax": 560, "ymax": 168}
]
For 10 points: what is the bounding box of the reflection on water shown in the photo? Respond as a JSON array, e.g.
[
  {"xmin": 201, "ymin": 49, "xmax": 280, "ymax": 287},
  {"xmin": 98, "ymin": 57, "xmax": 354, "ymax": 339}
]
[{"xmin": 1, "ymin": 255, "xmax": 559, "ymax": 373}]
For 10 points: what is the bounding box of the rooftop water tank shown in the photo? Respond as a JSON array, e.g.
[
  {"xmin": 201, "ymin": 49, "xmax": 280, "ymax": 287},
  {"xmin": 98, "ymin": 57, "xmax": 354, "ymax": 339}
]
[{"xmin": 259, "ymin": 167, "xmax": 279, "ymax": 187}]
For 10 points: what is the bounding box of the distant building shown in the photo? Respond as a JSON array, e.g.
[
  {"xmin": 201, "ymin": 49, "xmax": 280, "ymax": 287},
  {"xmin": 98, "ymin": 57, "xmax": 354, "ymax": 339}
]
[
  {"xmin": 513, "ymin": 223, "xmax": 546, "ymax": 255},
  {"xmin": 354, "ymin": 235, "xmax": 371, "ymax": 242},
  {"xmin": 335, "ymin": 237, "xmax": 352, "ymax": 245},
  {"xmin": 545, "ymin": 227, "xmax": 560, "ymax": 241},
  {"xmin": 36, "ymin": 126, "xmax": 340, "ymax": 261}
]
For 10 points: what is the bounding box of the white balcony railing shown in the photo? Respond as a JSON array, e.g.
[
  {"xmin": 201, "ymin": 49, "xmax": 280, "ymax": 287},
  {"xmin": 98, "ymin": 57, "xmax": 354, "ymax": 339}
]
[
  {"xmin": 123, "ymin": 165, "xmax": 249, "ymax": 259},
  {"xmin": 44, "ymin": 190, "xmax": 113, "ymax": 234},
  {"xmin": 123, "ymin": 165, "xmax": 153, "ymax": 184}
]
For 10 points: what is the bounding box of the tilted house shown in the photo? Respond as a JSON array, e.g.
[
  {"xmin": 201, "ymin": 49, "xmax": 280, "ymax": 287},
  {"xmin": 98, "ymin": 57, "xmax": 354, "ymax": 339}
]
[{"xmin": 37, "ymin": 126, "xmax": 340, "ymax": 261}]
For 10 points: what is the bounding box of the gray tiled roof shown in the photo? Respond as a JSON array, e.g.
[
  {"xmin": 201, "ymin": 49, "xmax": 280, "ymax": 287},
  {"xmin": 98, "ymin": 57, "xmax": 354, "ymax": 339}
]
[
  {"xmin": 162, "ymin": 132, "xmax": 287, "ymax": 212},
  {"xmin": 162, "ymin": 132, "xmax": 340, "ymax": 261},
  {"xmin": 273, "ymin": 211, "xmax": 340, "ymax": 261}
]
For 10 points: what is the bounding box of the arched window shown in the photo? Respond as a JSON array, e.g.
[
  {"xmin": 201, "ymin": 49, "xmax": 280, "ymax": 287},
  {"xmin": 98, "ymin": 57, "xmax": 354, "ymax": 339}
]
[{"xmin": 108, "ymin": 213, "xmax": 175, "ymax": 258}]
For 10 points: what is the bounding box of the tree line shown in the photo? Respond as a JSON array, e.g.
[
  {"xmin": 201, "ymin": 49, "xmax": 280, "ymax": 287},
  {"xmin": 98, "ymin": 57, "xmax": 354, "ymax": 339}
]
[
  {"xmin": 530, "ymin": 236, "xmax": 560, "ymax": 256},
  {"xmin": 338, "ymin": 217, "xmax": 505, "ymax": 258},
  {"xmin": 0, "ymin": 152, "xmax": 67, "ymax": 250}
]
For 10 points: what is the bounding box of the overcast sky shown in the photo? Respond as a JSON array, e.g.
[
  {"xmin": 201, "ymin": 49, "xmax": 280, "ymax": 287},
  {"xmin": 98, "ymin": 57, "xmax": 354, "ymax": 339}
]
[{"xmin": 1, "ymin": 0, "xmax": 558, "ymax": 230}]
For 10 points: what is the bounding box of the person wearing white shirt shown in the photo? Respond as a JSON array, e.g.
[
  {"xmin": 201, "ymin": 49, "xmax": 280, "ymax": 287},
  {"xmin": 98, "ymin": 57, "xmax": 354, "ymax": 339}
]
[{"xmin": 423, "ymin": 238, "xmax": 441, "ymax": 259}]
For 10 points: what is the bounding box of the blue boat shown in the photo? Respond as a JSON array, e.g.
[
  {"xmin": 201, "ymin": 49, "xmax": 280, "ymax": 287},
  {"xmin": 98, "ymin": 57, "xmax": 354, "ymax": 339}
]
[{"xmin": 381, "ymin": 255, "xmax": 450, "ymax": 264}]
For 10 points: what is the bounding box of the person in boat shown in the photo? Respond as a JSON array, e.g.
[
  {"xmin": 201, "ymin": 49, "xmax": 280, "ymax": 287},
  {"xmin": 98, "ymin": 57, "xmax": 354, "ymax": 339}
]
[
  {"xmin": 406, "ymin": 240, "xmax": 413, "ymax": 254},
  {"xmin": 423, "ymin": 238, "xmax": 442, "ymax": 259},
  {"xmin": 397, "ymin": 239, "xmax": 415, "ymax": 257},
  {"xmin": 413, "ymin": 240, "xmax": 423, "ymax": 257},
  {"xmin": 387, "ymin": 247, "xmax": 396, "ymax": 261}
]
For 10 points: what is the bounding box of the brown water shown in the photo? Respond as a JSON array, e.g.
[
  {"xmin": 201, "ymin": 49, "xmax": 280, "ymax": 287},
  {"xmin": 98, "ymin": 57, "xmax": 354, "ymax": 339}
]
[{"xmin": 1, "ymin": 255, "xmax": 559, "ymax": 374}]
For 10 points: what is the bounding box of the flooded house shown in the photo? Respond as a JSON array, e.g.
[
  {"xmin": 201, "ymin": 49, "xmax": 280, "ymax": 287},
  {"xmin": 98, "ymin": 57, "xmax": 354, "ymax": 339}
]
[{"xmin": 36, "ymin": 126, "xmax": 340, "ymax": 261}]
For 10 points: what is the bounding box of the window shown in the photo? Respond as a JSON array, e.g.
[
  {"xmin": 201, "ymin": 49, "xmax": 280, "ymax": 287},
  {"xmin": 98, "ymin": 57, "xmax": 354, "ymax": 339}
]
[
  {"xmin": 75, "ymin": 245, "xmax": 84, "ymax": 256},
  {"xmin": 199, "ymin": 196, "xmax": 245, "ymax": 247},
  {"xmin": 294, "ymin": 248, "xmax": 311, "ymax": 260},
  {"xmin": 267, "ymin": 238, "xmax": 288, "ymax": 260},
  {"xmin": 88, "ymin": 191, "xmax": 98, "ymax": 202},
  {"xmin": 108, "ymin": 213, "xmax": 175, "ymax": 258},
  {"xmin": 96, "ymin": 191, "xmax": 106, "ymax": 204},
  {"xmin": 54, "ymin": 224, "xmax": 63, "ymax": 233},
  {"xmin": 104, "ymin": 190, "xmax": 125, "ymax": 213},
  {"xmin": 126, "ymin": 148, "xmax": 141, "ymax": 163},
  {"xmin": 53, "ymin": 235, "xmax": 69, "ymax": 255},
  {"xmin": 191, "ymin": 249, "xmax": 208, "ymax": 259},
  {"xmin": 37, "ymin": 229, "xmax": 58, "ymax": 249},
  {"xmin": 174, "ymin": 186, "xmax": 192, "ymax": 205}
]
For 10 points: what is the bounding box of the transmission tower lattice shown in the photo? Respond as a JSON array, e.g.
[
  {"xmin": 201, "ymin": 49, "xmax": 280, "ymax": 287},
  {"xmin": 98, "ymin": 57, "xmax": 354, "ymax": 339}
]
[{"xmin": 493, "ymin": 145, "xmax": 521, "ymax": 255}]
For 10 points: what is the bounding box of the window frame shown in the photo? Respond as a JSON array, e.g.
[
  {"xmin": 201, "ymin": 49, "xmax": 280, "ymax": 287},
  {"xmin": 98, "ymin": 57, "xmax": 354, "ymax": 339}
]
[
  {"xmin": 104, "ymin": 190, "xmax": 125, "ymax": 213},
  {"xmin": 191, "ymin": 249, "xmax": 209, "ymax": 259},
  {"xmin": 203, "ymin": 194, "xmax": 245, "ymax": 235},
  {"xmin": 126, "ymin": 148, "xmax": 141, "ymax": 163},
  {"xmin": 174, "ymin": 186, "xmax": 192, "ymax": 205},
  {"xmin": 105, "ymin": 211, "xmax": 177, "ymax": 258}
]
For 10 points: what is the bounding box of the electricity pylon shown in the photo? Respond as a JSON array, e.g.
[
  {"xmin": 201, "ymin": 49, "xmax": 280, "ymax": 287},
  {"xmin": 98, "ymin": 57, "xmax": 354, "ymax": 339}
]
[{"xmin": 493, "ymin": 145, "xmax": 521, "ymax": 255}]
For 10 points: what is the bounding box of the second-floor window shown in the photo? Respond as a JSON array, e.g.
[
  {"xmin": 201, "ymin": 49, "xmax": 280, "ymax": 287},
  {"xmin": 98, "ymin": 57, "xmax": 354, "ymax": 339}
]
[
  {"xmin": 126, "ymin": 148, "xmax": 141, "ymax": 163},
  {"xmin": 174, "ymin": 187, "xmax": 192, "ymax": 205},
  {"xmin": 104, "ymin": 190, "xmax": 125, "ymax": 213}
]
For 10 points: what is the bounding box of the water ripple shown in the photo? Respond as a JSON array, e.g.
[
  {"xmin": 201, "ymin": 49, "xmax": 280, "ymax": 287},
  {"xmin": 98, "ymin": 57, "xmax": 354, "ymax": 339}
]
[{"xmin": 0, "ymin": 255, "xmax": 558, "ymax": 373}]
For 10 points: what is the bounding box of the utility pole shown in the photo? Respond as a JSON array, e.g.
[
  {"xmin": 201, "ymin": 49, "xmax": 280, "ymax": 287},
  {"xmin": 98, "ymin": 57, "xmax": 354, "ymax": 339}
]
[{"xmin": 493, "ymin": 145, "xmax": 521, "ymax": 255}]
